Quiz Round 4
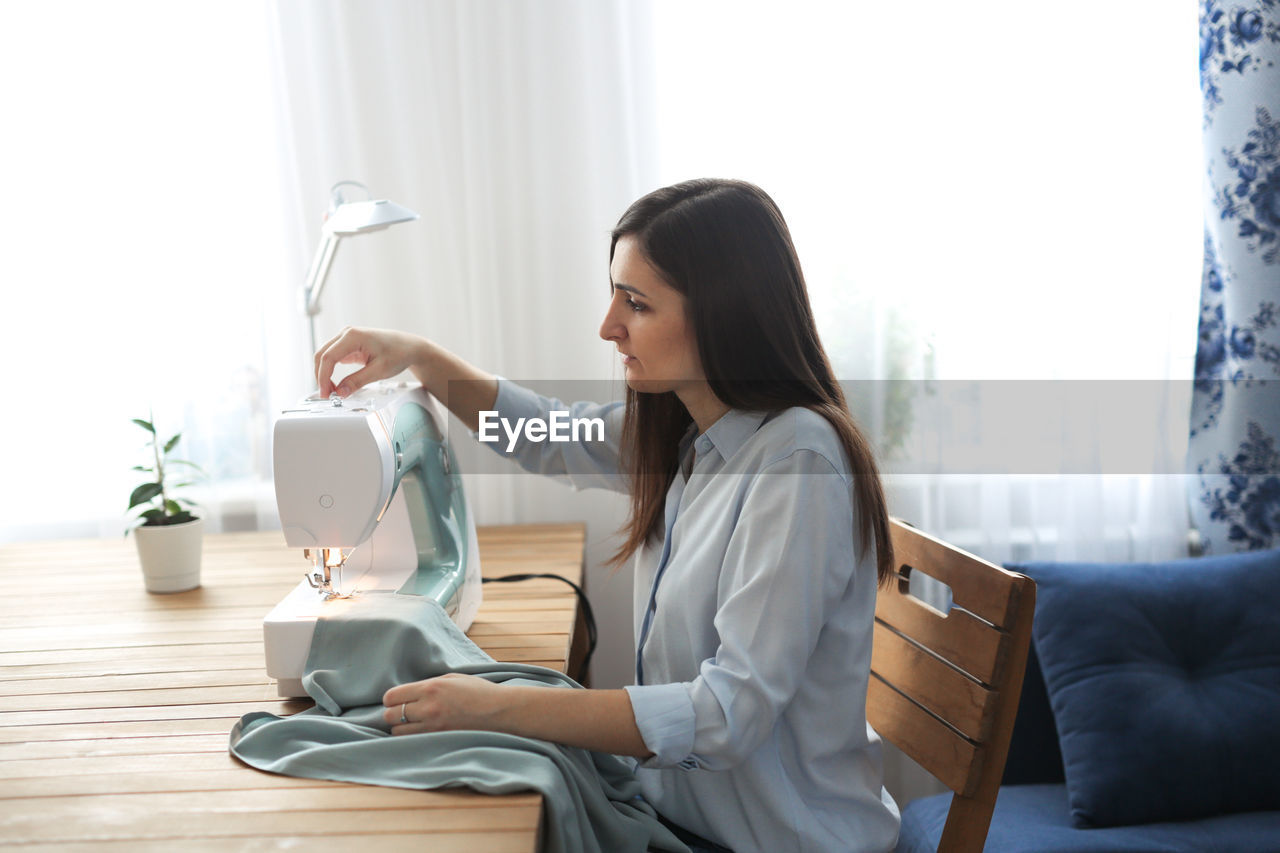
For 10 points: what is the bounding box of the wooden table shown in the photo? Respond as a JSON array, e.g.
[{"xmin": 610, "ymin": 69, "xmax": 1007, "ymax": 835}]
[{"xmin": 0, "ymin": 523, "xmax": 587, "ymax": 852}]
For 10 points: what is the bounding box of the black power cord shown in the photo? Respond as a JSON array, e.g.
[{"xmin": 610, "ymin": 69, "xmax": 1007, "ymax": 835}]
[{"xmin": 481, "ymin": 574, "xmax": 597, "ymax": 682}]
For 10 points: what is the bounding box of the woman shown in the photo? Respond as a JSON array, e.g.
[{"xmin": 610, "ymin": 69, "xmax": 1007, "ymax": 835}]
[{"xmin": 315, "ymin": 179, "xmax": 900, "ymax": 852}]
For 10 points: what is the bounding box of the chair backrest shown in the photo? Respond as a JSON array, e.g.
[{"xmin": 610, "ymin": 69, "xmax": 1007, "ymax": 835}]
[{"xmin": 869, "ymin": 519, "xmax": 1036, "ymax": 853}]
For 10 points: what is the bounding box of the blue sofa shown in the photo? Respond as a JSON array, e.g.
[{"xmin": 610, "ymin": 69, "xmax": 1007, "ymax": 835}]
[{"xmin": 897, "ymin": 550, "xmax": 1280, "ymax": 853}]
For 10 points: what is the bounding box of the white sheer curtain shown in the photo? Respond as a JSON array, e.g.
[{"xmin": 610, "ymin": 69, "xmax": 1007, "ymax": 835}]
[
  {"xmin": 0, "ymin": 2, "xmax": 291, "ymax": 542},
  {"xmin": 651, "ymin": 0, "xmax": 1202, "ymax": 565},
  {"xmin": 268, "ymin": 0, "xmax": 657, "ymax": 397},
  {"xmin": 266, "ymin": 0, "xmax": 659, "ymax": 692}
]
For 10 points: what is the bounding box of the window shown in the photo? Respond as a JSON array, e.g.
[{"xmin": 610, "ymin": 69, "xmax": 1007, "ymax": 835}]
[
  {"xmin": 0, "ymin": 3, "xmax": 291, "ymax": 540},
  {"xmin": 651, "ymin": 0, "xmax": 1202, "ymax": 382}
]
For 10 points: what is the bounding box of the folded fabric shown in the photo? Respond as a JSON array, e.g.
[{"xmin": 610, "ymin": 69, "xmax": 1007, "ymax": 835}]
[{"xmin": 230, "ymin": 592, "xmax": 687, "ymax": 853}]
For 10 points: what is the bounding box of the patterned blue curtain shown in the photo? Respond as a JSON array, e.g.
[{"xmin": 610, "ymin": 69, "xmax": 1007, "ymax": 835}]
[{"xmin": 1190, "ymin": 0, "xmax": 1280, "ymax": 552}]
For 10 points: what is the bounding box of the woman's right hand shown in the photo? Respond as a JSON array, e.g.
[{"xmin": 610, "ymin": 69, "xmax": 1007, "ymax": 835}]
[{"xmin": 314, "ymin": 326, "xmax": 430, "ymax": 398}]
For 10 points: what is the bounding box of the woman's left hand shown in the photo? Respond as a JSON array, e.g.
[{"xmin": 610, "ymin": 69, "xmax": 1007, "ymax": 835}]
[{"xmin": 382, "ymin": 673, "xmax": 507, "ymax": 735}]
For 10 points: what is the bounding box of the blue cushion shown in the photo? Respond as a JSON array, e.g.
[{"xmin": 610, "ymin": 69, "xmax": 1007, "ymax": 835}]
[
  {"xmin": 898, "ymin": 784, "xmax": 1280, "ymax": 853},
  {"xmin": 1012, "ymin": 550, "xmax": 1280, "ymax": 827},
  {"xmin": 999, "ymin": 641, "xmax": 1064, "ymax": 786}
]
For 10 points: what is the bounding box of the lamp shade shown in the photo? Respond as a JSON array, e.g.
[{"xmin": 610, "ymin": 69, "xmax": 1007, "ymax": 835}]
[{"xmin": 324, "ymin": 199, "xmax": 419, "ymax": 236}]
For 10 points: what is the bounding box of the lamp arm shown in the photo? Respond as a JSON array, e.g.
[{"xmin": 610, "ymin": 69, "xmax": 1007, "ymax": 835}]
[{"xmin": 303, "ymin": 232, "xmax": 342, "ymax": 317}]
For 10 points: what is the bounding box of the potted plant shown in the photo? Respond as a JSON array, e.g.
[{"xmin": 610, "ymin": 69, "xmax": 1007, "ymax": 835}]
[{"xmin": 127, "ymin": 414, "xmax": 204, "ymax": 593}]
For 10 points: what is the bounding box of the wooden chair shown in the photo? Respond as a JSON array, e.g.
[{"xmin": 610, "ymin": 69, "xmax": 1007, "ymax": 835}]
[{"xmin": 868, "ymin": 519, "xmax": 1036, "ymax": 853}]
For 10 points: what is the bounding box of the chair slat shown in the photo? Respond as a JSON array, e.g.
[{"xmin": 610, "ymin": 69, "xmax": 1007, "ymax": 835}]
[
  {"xmin": 890, "ymin": 523, "xmax": 1022, "ymax": 629},
  {"xmin": 874, "ymin": 584, "xmax": 1007, "ymax": 685},
  {"xmin": 872, "ymin": 520, "xmax": 1037, "ymax": 852},
  {"xmin": 870, "ymin": 621, "xmax": 999, "ymax": 744},
  {"xmin": 866, "ymin": 676, "xmax": 983, "ymax": 796}
]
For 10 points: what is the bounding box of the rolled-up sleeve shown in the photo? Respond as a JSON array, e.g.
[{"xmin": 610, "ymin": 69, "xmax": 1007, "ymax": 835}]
[
  {"xmin": 628, "ymin": 448, "xmax": 861, "ymax": 771},
  {"xmin": 623, "ymin": 682, "xmax": 697, "ymax": 767},
  {"xmin": 472, "ymin": 379, "xmax": 627, "ymax": 493}
]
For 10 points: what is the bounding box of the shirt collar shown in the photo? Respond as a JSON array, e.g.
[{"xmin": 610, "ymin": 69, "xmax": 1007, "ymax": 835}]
[{"xmin": 695, "ymin": 408, "xmax": 770, "ymax": 462}]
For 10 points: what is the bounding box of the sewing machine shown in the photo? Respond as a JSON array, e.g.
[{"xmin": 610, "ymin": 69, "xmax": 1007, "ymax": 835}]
[{"xmin": 264, "ymin": 381, "xmax": 482, "ymax": 697}]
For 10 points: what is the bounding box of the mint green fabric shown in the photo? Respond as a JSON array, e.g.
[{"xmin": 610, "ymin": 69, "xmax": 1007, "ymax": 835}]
[{"xmin": 230, "ymin": 593, "xmax": 687, "ymax": 853}]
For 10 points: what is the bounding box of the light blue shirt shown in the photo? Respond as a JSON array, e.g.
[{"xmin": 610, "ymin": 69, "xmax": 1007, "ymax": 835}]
[{"xmin": 482, "ymin": 380, "xmax": 900, "ymax": 853}]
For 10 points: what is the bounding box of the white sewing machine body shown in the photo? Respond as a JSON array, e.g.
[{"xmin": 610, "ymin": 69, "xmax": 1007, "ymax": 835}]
[{"xmin": 264, "ymin": 382, "xmax": 482, "ymax": 697}]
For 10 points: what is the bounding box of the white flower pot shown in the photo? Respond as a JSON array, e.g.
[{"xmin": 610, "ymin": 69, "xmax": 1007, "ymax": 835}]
[{"xmin": 134, "ymin": 517, "xmax": 204, "ymax": 593}]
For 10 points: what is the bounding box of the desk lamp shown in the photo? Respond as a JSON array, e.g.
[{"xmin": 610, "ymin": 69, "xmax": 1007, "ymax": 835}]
[{"xmin": 302, "ymin": 181, "xmax": 420, "ymax": 358}]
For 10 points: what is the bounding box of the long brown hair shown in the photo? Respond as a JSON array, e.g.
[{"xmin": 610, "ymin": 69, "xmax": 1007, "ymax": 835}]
[{"xmin": 609, "ymin": 178, "xmax": 894, "ymax": 585}]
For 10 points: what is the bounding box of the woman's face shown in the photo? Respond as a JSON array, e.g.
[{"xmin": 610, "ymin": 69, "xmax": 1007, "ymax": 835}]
[{"xmin": 600, "ymin": 235, "xmax": 705, "ymax": 395}]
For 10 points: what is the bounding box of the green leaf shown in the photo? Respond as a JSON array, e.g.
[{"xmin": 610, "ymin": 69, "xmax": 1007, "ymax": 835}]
[
  {"xmin": 163, "ymin": 433, "xmax": 181, "ymax": 454},
  {"xmin": 177, "ymin": 497, "xmax": 198, "ymax": 506},
  {"xmin": 168, "ymin": 459, "xmax": 205, "ymax": 473},
  {"xmin": 165, "ymin": 499, "xmax": 182, "ymax": 514},
  {"xmin": 167, "ymin": 510, "xmax": 196, "ymax": 525},
  {"xmin": 132, "ymin": 418, "xmax": 155, "ymax": 434},
  {"xmin": 131, "ymin": 465, "xmax": 154, "ymax": 472},
  {"xmin": 138, "ymin": 508, "xmax": 166, "ymax": 524},
  {"xmin": 128, "ymin": 482, "xmax": 163, "ymax": 510}
]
